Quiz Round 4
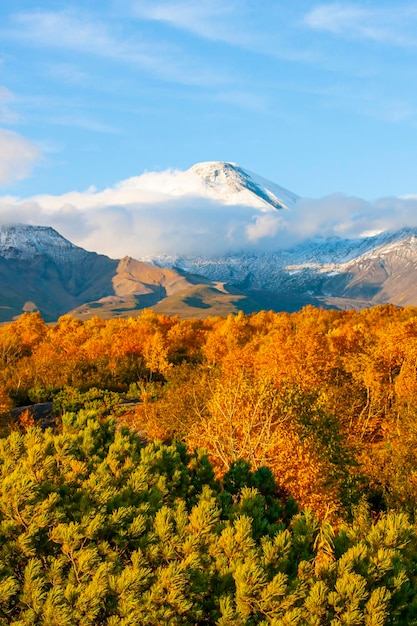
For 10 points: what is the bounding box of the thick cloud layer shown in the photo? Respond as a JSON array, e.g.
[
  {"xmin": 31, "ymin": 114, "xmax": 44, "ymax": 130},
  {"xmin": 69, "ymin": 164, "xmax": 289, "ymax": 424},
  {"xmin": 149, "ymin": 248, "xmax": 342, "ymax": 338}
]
[{"xmin": 0, "ymin": 168, "xmax": 417, "ymax": 259}]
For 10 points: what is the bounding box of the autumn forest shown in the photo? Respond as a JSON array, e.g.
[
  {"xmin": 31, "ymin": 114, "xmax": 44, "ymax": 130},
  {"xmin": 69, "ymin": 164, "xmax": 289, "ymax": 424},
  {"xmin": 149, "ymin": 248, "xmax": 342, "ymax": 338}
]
[{"xmin": 2, "ymin": 306, "xmax": 417, "ymax": 624}]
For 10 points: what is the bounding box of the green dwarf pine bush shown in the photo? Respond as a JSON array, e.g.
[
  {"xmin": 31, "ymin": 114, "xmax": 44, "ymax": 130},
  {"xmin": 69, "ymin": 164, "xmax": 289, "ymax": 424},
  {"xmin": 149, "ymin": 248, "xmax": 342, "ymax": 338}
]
[{"xmin": 0, "ymin": 412, "xmax": 417, "ymax": 624}]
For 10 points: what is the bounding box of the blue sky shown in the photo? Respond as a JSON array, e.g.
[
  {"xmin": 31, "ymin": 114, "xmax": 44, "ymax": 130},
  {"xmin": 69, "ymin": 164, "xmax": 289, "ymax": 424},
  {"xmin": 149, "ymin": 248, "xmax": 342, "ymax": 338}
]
[{"xmin": 2, "ymin": 0, "xmax": 417, "ymax": 202}]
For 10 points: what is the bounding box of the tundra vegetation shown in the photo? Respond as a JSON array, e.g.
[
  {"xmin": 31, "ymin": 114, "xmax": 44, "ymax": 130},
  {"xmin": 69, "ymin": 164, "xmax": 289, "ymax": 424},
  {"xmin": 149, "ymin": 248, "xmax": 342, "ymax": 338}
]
[{"xmin": 1, "ymin": 306, "xmax": 417, "ymax": 624}]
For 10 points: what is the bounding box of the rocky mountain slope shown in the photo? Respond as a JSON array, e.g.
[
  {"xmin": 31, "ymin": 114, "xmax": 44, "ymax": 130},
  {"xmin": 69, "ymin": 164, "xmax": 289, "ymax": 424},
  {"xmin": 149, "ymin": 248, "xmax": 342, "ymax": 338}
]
[
  {"xmin": 71, "ymin": 256, "xmax": 254, "ymax": 320},
  {"xmin": 0, "ymin": 225, "xmax": 118, "ymax": 321},
  {"xmin": 0, "ymin": 225, "xmax": 255, "ymax": 321}
]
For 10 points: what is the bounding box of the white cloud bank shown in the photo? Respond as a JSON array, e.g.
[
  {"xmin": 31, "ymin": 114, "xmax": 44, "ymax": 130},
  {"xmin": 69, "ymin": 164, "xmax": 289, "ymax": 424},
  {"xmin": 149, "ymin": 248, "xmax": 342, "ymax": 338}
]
[
  {"xmin": 0, "ymin": 129, "xmax": 40, "ymax": 185},
  {"xmin": 1, "ymin": 166, "xmax": 417, "ymax": 259}
]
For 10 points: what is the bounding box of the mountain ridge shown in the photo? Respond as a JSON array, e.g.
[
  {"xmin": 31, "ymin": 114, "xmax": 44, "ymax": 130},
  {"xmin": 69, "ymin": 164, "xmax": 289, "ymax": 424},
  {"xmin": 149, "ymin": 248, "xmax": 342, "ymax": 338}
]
[{"xmin": 3, "ymin": 222, "xmax": 417, "ymax": 321}]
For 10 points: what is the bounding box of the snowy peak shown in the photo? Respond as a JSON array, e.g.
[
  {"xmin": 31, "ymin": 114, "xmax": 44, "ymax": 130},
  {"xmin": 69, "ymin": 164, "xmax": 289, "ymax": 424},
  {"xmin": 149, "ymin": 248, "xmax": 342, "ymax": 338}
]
[
  {"xmin": 187, "ymin": 161, "xmax": 299, "ymax": 211},
  {"xmin": 0, "ymin": 224, "xmax": 88, "ymax": 262}
]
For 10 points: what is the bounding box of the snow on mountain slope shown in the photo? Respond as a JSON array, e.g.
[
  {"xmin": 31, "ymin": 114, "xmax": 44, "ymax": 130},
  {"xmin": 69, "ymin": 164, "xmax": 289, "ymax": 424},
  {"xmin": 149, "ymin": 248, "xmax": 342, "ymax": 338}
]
[
  {"xmin": 148, "ymin": 228, "xmax": 417, "ymax": 295},
  {"xmin": 0, "ymin": 224, "xmax": 89, "ymax": 263},
  {"xmin": 110, "ymin": 161, "xmax": 298, "ymax": 213},
  {"xmin": 185, "ymin": 161, "xmax": 299, "ymax": 210}
]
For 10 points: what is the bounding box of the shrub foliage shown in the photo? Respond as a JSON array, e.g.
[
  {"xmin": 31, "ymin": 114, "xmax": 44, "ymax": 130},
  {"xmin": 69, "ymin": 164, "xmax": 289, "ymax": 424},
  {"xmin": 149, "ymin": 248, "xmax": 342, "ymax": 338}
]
[{"xmin": 1, "ymin": 413, "xmax": 417, "ymax": 625}]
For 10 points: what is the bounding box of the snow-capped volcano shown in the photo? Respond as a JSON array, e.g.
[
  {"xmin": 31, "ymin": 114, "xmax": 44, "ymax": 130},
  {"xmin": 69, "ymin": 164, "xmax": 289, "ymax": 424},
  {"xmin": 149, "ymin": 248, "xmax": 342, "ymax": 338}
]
[
  {"xmin": 5, "ymin": 162, "xmax": 417, "ymax": 320},
  {"xmin": 173, "ymin": 161, "xmax": 299, "ymax": 211}
]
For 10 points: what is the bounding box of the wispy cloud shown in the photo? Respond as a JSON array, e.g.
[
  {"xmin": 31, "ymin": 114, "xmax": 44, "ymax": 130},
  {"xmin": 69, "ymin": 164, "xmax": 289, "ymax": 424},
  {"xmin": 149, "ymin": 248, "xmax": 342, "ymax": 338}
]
[
  {"xmin": 128, "ymin": 0, "xmax": 249, "ymax": 45},
  {"xmin": 10, "ymin": 11, "xmax": 141, "ymax": 60},
  {"xmin": 304, "ymin": 3, "xmax": 417, "ymax": 46},
  {"xmin": 5, "ymin": 9, "xmax": 227, "ymax": 87},
  {"xmin": 306, "ymin": 81, "xmax": 417, "ymax": 124},
  {"xmin": 0, "ymin": 129, "xmax": 41, "ymax": 186},
  {"xmin": 0, "ymin": 87, "xmax": 19, "ymax": 125},
  {"xmin": 305, "ymin": 4, "xmax": 372, "ymax": 34},
  {"xmin": 128, "ymin": 0, "xmax": 320, "ymax": 65},
  {"xmin": 46, "ymin": 114, "xmax": 120, "ymax": 134},
  {"xmin": 212, "ymin": 90, "xmax": 268, "ymax": 112},
  {"xmin": 44, "ymin": 63, "xmax": 89, "ymax": 86}
]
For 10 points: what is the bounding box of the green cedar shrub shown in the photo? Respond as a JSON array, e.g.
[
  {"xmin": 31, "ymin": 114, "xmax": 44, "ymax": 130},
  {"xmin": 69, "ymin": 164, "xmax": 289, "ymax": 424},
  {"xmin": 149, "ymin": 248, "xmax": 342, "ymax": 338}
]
[{"xmin": 0, "ymin": 413, "xmax": 416, "ymax": 624}]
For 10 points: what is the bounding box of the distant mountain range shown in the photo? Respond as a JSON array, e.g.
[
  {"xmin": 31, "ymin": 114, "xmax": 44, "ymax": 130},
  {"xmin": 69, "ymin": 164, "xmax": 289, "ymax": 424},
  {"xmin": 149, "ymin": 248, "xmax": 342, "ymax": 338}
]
[
  {"xmin": 154, "ymin": 227, "xmax": 417, "ymax": 312},
  {"xmin": 2, "ymin": 162, "xmax": 417, "ymax": 321},
  {"xmin": 0, "ymin": 224, "xmax": 249, "ymax": 322}
]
